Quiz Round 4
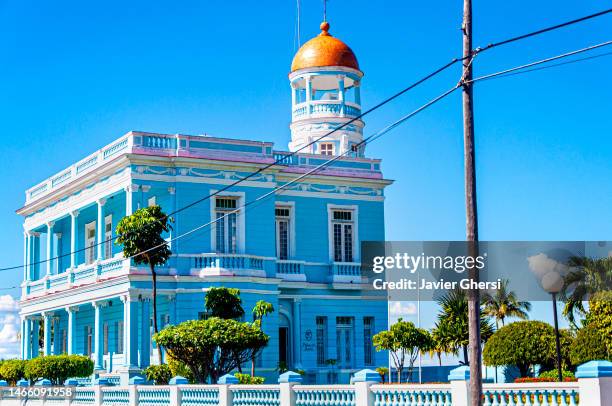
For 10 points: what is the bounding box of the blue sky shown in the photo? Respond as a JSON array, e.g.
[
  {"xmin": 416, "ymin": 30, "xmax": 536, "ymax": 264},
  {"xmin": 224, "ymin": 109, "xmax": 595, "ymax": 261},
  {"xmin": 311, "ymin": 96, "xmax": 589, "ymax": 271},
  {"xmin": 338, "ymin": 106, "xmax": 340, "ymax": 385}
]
[{"xmin": 0, "ymin": 1, "xmax": 610, "ymax": 358}]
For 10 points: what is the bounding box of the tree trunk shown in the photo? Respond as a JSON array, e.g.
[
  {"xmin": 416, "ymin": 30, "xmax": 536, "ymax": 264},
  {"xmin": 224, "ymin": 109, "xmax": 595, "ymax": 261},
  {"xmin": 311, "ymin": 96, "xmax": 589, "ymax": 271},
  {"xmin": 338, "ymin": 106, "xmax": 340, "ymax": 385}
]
[
  {"xmin": 397, "ymin": 366, "xmax": 403, "ymax": 384},
  {"xmin": 151, "ymin": 263, "xmax": 163, "ymax": 364}
]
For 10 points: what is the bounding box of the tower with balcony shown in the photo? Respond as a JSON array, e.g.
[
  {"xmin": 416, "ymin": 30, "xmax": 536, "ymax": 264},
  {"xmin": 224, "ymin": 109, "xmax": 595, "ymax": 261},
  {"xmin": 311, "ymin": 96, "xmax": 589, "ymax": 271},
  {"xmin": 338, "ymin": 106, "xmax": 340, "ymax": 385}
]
[{"xmin": 289, "ymin": 22, "xmax": 364, "ymax": 157}]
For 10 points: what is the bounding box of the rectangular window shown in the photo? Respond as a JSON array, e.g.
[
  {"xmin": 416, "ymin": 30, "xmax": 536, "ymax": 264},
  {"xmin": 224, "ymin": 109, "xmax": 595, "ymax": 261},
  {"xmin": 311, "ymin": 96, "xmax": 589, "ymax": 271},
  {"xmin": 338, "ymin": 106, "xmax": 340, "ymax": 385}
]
[
  {"xmin": 320, "ymin": 142, "xmax": 334, "ymax": 156},
  {"xmin": 336, "ymin": 317, "xmax": 354, "ymax": 368},
  {"xmin": 116, "ymin": 321, "xmax": 124, "ymax": 354},
  {"xmin": 316, "ymin": 316, "xmax": 327, "ymax": 366},
  {"xmin": 103, "ymin": 322, "xmax": 109, "ymax": 354},
  {"xmin": 215, "ymin": 198, "xmax": 238, "ymax": 253},
  {"xmin": 85, "ymin": 326, "xmax": 93, "ymax": 356},
  {"xmin": 85, "ymin": 222, "xmax": 96, "ymax": 264},
  {"xmin": 363, "ymin": 317, "xmax": 374, "ymax": 366},
  {"xmin": 275, "ymin": 206, "xmax": 291, "ymax": 260},
  {"xmin": 104, "ymin": 215, "xmax": 113, "ymax": 259},
  {"xmin": 61, "ymin": 329, "xmax": 66, "ymax": 354},
  {"xmin": 332, "ymin": 210, "xmax": 354, "ymax": 262}
]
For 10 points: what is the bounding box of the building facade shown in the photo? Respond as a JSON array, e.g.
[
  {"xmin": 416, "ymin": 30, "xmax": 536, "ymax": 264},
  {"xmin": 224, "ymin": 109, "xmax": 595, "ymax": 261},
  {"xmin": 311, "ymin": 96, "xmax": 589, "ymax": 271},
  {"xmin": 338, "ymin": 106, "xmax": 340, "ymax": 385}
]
[{"xmin": 17, "ymin": 21, "xmax": 391, "ymax": 384}]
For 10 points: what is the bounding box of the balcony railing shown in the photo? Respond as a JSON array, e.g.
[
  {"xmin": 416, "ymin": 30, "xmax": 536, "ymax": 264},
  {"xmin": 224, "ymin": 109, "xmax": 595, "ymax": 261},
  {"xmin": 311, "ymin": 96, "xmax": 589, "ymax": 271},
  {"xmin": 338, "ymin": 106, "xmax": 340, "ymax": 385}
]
[
  {"xmin": 276, "ymin": 260, "xmax": 306, "ymax": 281},
  {"xmin": 292, "ymin": 101, "xmax": 361, "ymax": 120},
  {"xmin": 191, "ymin": 253, "xmax": 268, "ymax": 277},
  {"xmin": 23, "ymin": 254, "xmax": 367, "ymax": 298},
  {"xmin": 24, "ymin": 255, "xmax": 128, "ymax": 298}
]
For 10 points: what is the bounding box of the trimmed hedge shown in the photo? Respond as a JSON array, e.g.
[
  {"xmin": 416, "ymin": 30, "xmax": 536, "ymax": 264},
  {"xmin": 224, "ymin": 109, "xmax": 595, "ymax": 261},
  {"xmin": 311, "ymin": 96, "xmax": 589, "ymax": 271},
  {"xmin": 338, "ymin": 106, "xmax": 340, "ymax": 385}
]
[
  {"xmin": 143, "ymin": 364, "xmax": 173, "ymax": 385},
  {"xmin": 234, "ymin": 373, "xmax": 265, "ymax": 384},
  {"xmin": 23, "ymin": 355, "xmax": 93, "ymax": 385},
  {"xmin": 0, "ymin": 359, "xmax": 26, "ymax": 385}
]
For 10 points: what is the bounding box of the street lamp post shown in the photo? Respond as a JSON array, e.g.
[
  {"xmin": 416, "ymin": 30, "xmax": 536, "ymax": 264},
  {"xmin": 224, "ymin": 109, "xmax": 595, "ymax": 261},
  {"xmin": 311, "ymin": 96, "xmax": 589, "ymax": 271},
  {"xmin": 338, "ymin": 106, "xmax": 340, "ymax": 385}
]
[
  {"xmin": 551, "ymin": 292, "xmax": 563, "ymax": 382},
  {"xmin": 539, "ymin": 269, "xmax": 565, "ymax": 382}
]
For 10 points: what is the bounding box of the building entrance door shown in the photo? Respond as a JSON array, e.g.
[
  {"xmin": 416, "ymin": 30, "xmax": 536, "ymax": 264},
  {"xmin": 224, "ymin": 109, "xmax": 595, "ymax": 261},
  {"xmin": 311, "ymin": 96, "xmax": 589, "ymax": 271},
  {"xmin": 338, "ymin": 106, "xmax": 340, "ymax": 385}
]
[{"xmin": 279, "ymin": 327, "xmax": 290, "ymax": 367}]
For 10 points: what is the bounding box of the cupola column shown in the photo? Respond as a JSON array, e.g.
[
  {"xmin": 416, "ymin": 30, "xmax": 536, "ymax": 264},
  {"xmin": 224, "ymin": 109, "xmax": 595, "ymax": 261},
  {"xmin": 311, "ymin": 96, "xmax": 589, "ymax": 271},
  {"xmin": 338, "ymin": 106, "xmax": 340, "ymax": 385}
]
[{"xmin": 305, "ymin": 76, "xmax": 313, "ymax": 103}]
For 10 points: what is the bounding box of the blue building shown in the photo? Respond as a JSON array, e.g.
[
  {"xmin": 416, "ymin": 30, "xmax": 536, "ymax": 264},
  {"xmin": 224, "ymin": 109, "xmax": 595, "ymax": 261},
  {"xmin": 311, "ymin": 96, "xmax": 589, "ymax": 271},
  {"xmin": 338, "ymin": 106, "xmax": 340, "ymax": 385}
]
[{"xmin": 17, "ymin": 21, "xmax": 392, "ymax": 384}]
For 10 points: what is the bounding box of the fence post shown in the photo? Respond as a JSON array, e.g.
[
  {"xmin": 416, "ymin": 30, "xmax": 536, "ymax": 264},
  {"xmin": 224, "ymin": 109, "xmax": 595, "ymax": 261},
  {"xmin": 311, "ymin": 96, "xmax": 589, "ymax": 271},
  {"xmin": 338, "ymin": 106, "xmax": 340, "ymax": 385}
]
[
  {"xmin": 65, "ymin": 379, "xmax": 78, "ymax": 406},
  {"xmin": 448, "ymin": 366, "xmax": 470, "ymax": 406},
  {"xmin": 353, "ymin": 369, "xmax": 381, "ymax": 406},
  {"xmin": 576, "ymin": 360, "xmax": 612, "ymax": 406},
  {"xmin": 0, "ymin": 380, "xmax": 6, "ymax": 402},
  {"xmin": 279, "ymin": 371, "xmax": 302, "ymax": 406},
  {"xmin": 169, "ymin": 376, "xmax": 188, "ymax": 405},
  {"xmin": 93, "ymin": 377, "xmax": 108, "ymax": 406},
  {"xmin": 128, "ymin": 376, "xmax": 144, "ymax": 406},
  {"xmin": 218, "ymin": 374, "xmax": 239, "ymax": 406}
]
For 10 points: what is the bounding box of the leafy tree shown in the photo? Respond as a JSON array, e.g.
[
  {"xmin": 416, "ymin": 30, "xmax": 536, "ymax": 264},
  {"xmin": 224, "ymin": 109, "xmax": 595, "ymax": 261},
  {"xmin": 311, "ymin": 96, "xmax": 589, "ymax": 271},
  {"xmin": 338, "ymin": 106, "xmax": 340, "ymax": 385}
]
[
  {"xmin": 560, "ymin": 256, "xmax": 612, "ymax": 327},
  {"xmin": 167, "ymin": 354, "xmax": 194, "ymax": 384},
  {"xmin": 433, "ymin": 289, "xmax": 493, "ymax": 365},
  {"xmin": 116, "ymin": 205, "xmax": 172, "ymax": 363},
  {"xmin": 482, "ymin": 279, "xmax": 531, "ymax": 328},
  {"xmin": 251, "ymin": 300, "xmax": 274, "ymax": 376},
  {"xmin": 154, "ymin": 317, "xmax": 268, "ymax": 383},
  {"xmin": 0, "ymin": 359, "xmax": 26, "ymax": 385},
  {"xmin": 143, "ymin": 364, "xmax": 173, "ymax": 385},
  {"xmin": 204, "ymin": 287, "xmax": 245, "ymax": 320},
  {"xmin": 586, "ymin": 290, "xmax": 612, "ymax": 355},
  {"xmin": 373, "ymin": 319, "xmax": 431, "ymax": 383},
  {"xmin": 570, "ymin": 325, "xmax": 610, "ymax": 365},
  {"xmin": 23, "ymin": 355, "xmax": 93, "ymax": 385},
  {"xmin": 483, "ymin": 321, "xmax": 572, "ymax": 377}
]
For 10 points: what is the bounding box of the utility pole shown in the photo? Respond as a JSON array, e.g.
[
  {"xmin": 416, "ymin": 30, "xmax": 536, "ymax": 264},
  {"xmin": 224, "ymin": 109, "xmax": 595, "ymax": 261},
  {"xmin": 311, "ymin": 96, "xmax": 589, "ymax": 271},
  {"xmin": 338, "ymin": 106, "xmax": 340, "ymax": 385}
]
[{"xmin": 462, "ymin": 0, "xmax": 483, "ymax": 404}]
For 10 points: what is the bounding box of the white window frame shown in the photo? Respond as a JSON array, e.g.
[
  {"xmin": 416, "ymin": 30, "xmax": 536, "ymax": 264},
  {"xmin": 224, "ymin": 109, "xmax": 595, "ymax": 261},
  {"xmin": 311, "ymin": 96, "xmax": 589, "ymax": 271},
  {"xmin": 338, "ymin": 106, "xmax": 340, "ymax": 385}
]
[
  {"xmin": 116, "ymin": 321, "xmax": 124, "ymax": 354},
  {"xmin": 104, "ymin": 215, "xmax": 113, "ymax": 260},
  {"xmin": 320, "ymin": 142, "xmax": 334, "ymax": 156},
  {"xmin": 210, "ymin": 191, "xmax": 246, "ymax": 254},
  {"xmin": 85, "ymin": 221, "xmax": 96, "ymax": 264},
  {"xmin": 327, "ymin": 204, "xmax": 359, "ymax": 262},
  {"xmin": 275, "ymin": 202, "xmax": 296, "ymax": 260}
]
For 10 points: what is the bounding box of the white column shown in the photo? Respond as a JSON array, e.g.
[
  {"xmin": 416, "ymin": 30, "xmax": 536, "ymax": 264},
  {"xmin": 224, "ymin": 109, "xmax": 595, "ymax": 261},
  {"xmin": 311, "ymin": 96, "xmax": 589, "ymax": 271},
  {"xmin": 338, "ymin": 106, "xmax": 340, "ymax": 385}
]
[
  {"xmin": 54, "ymin": 233, "xmax": 62, "ymax": 274},
  {"xmin": 46, "ymin": 222, "xmax": 54, "ymax": 276},
  {"xmin": 96, "ymin": 199, "xmax": 106, "ymax": 261},
  {"xmin": 93, "ymin": 301, "xmax": 105, "ymax": 371},
  {"xmin": 355, "ymin": 81, "xmax": 361, "ymax": 105},
  {"xmin": 43, "ymin": 312, "xmax": 52, "ymax": 356},
  {"xmin": 23, "ymin": 232, "xmax": 28, "ymax": 281},
  {"xmin": 292, "ymin": 298, "xmax": 302, "ymax": 368},
  {"xmin": 121, "ymin": 294, "xmax": 139, "ymax": 369},
  {"xmin": 125, "ymin": 185, "xmax": 137, "ymax": 216},
  {"xmin": 139, "ymin": 297, "xmax": 151, "ymax": 368},
  {"xmin": 168, "ymin": 186, "xmax": 176, "ymax": 251},
  {"xmin": 66, "ymin": 306, "xmax": 79, "ymax": 355},
  {"xmin": 23, "ymin": 317, "xmax": 31, "ymax": 359},
  {"xmin": 70, "ymin": 211, "xmax": 79, "ymax": 268}
]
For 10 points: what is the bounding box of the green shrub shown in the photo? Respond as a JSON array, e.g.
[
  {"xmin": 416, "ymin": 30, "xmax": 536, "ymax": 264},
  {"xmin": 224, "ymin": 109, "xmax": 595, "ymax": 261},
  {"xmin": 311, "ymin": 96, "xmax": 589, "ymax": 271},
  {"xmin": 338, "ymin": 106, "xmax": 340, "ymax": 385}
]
[
  {"xmin": 0, "ymin": 359, "xmax": 26, "ymax": 385},
  {"xmin": 483, "ymin": 321, "xmax": 573, "ymax": 377},
  {"xmin": 570, "ymin": 325, "xmax": 610, "ymax": 365},
  {"xmin": 234, "ymin": 373, "xmax": 264, "ymax": 384},
  {"xmin": 167, "ymin": 355, "xmax": 195, "ymax": 384},
  {"xmin": 587, "ymin": 291, "xmax": 612, "ymax": 355},
  {"xmin": 143, "ymin": 364, "xmax": 173, "ymax": 385},
  {"xmin": 24, "ymin": 355, "xmax": 93, "ymax": 385},
  {"xmin": 538, "ymin": 369, "xmax": 575, "ymax": 381}
]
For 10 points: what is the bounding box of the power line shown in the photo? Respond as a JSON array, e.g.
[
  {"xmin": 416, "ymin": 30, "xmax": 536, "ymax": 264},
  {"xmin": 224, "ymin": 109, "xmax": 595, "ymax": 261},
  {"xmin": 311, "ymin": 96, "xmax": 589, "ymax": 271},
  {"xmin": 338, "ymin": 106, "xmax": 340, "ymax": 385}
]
[
  {"xmin": 475, "ymin": 8, "xmax": 612, "ymax": 53},
  {"xmin": 3, "ymin": 9, "xmax": 611, "ymax": 272},
  {"xmin": 468, "ymin": 40, "xmax": 612, "ymax": 83}
]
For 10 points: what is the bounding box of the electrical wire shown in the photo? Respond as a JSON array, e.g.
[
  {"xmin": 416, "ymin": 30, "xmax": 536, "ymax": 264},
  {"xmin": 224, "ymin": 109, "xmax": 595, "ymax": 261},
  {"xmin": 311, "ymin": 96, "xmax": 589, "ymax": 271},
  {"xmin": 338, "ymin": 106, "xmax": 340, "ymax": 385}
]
[
  {"xmin": 468, "ymin": 41, "xmax": 612, "ymax": 84},
  {"xmin": 3, "ymin": 9, "xmax": 611, "ymax": 272}
]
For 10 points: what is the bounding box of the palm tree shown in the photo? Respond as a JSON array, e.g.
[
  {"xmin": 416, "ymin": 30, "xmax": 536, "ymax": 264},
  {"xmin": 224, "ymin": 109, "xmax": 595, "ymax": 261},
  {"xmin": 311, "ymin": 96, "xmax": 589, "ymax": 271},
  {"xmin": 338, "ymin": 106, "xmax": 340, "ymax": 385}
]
[
  {"xmin": 429, "ymin": 326, "xmax": 457, "ymax": 366},
  {"xmin": 434, "ymin": 289, "xmax": 493, "ymax": 365},
  {"xmin": 251, "ymin": 300, "xmax": 274, "ymax": 376},
  {"xmin": 482, "ymin": 279, "xmax": 531, "ymax": 328},
  {"xmin": 560, "ymin": 256, "xmax": 612, "ymax": 327}
]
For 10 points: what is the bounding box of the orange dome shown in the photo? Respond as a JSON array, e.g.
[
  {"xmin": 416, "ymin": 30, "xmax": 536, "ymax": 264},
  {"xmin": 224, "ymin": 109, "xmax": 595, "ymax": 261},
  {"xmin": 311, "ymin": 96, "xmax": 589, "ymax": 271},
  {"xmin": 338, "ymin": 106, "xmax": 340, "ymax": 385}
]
[{"xmin": 291, "ymin": 22, "xmax": 359, "ymax": 72}]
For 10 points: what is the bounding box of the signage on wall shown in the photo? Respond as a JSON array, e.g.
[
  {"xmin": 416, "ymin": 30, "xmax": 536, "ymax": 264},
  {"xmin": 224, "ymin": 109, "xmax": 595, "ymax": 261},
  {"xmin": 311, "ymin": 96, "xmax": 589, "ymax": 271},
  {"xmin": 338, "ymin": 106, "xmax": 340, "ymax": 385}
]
[{"xmin": 302, "ymin": 329, "xmax": 314, "ymax": 351}]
